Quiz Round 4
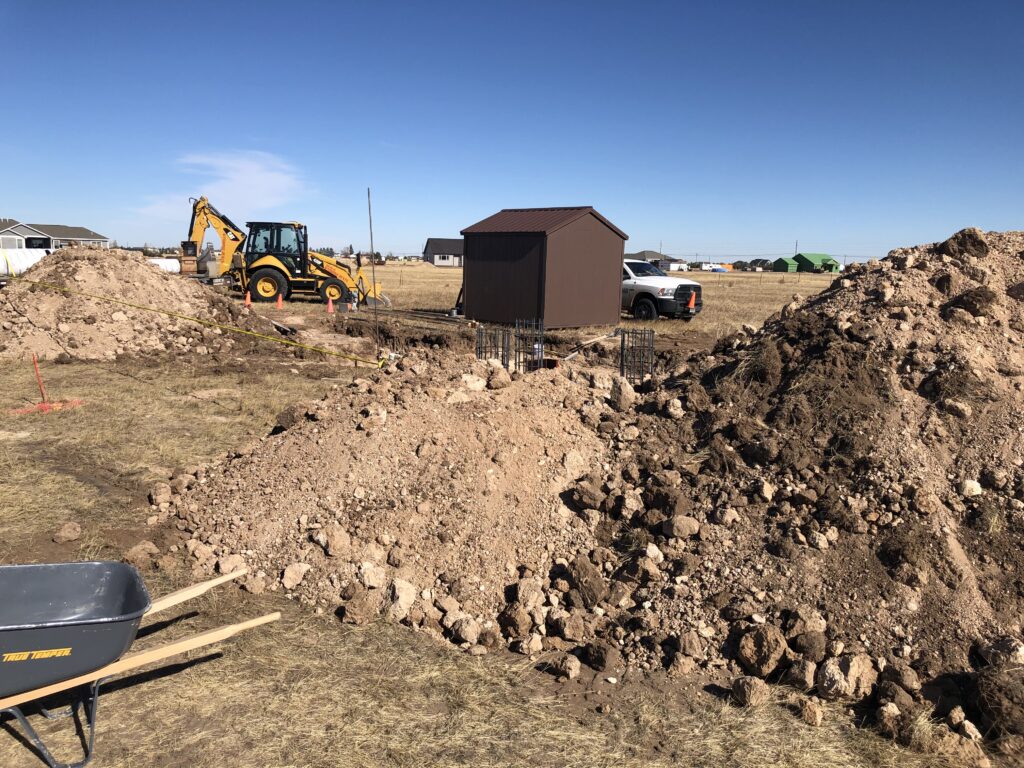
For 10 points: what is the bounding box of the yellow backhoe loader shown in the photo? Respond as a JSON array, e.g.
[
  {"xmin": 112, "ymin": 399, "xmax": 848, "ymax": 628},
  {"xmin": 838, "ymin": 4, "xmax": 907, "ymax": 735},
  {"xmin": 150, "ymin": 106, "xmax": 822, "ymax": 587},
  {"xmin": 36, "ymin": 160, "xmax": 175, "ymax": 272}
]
[{"xmin": 182, "ymin": 196, "xmax": 388, "ymax": 305}]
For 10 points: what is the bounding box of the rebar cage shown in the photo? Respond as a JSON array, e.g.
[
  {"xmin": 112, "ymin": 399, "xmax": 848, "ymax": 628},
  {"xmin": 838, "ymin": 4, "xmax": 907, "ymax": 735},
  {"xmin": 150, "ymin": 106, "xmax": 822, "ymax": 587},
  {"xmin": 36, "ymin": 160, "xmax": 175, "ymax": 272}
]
[
  {"xmin": 475, "ymin": 325, "xmax": 511, "ymax": 368},
  {"xmin": 619, "ymin": 328, "xmax": 655, "ymax": 386},
  {"xmin": 513, "ymin": 319, "xmax": 545, "ymax": 373}
]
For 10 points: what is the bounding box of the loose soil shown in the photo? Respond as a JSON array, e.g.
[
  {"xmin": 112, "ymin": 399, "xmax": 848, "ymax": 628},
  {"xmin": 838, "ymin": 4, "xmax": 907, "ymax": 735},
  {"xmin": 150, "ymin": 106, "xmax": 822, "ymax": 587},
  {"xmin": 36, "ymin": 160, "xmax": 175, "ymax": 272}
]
[
  {"xmin": 0, "ymin": 247, "xmax": 279, "ymax": 361},
  {"xmin": 166, "ymin": 228, "xmax": 1024, "ymax": 766}
]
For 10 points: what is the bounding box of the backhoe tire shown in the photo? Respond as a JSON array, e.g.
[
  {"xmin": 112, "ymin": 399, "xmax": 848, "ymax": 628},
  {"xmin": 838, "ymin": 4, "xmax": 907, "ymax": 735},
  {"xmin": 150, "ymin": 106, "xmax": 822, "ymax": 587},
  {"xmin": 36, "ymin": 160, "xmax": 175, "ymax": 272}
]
[
  {"xmin": 319, "ymin": 279, "xmax": 353, "ymax": 304},
  {"xmin": 249, "ymin": 269, "xmax": 287, "ymax": 302},
  {"xmin": 632, "ymin": 296, "xmax": 659, "ymax": 321}
]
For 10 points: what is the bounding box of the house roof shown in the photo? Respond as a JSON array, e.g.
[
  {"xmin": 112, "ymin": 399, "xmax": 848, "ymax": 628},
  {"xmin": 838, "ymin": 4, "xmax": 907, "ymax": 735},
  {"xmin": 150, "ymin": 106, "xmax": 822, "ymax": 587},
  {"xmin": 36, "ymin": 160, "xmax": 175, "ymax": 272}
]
[
  {"xmin": 0, "ymin": 218, "xmax": 18, "ymax": 231},
  {"xmin": 794, "ymin": 252, "xmax": 838, "ymax": 265},
  {"xmin": 461, "ymin": 207, "xmax": 628, "ymax": 240},
  {"xmin": 22, "ymin": 224, "xmax": 108, "ymax": 240},
  {"xmin": 423, "ymin": 237, "xmax": 464, "ymax": 257},
  {"xmin": 625, "ymin": 250, "xmax": 667, "ymax": 261}
]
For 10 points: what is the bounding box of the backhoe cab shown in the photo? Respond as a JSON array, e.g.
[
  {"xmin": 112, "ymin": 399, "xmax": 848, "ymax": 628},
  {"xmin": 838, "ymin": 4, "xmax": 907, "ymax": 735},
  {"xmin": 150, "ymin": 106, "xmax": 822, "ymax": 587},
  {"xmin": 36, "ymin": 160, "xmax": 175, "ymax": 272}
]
[{"xmin": 182, "ymin": 196, "xmax": 388, "ymax": 306}]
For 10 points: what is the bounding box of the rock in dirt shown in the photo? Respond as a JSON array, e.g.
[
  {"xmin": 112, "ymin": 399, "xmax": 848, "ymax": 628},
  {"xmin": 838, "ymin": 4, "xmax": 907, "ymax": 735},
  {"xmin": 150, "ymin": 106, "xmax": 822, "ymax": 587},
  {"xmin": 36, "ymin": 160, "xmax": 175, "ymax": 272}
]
[
  {"xmin": 583, "ymin": 641, "xmax": 622, "ymax": 672},
  {"xmin": 732, "ymin": 676, "xmax": 770, "ymax": 707},
  {"xmin": 783, "ymin": 659, "xmax": 817, "ymax": 691},
  {"xmin": 800, "ymin": 697, "xmax": 824, "ymax": 726},
  {"xmin": 609, "ymin": 377, "xmax": 636, "ymax": 412},
  {"xmin": 388, "ymin": 578, "xmax": 416, "ymax": 621},
  {"xmin": 487, "ymin": 366, "xmax": 512, "ymax": 390},
  {"xmin": 936, "ymin": 227, "xmax": 989, "ymax": 260},
  {"xmin": 216, "ymin": 554, "xmax": 245, "ymax": 574},
  {"xmin": 662, "ymin": 515, "xmax": 700, "ymax": 539},
  {"xmin": 52, "ymin": 522, "xmax": 81, "ymax": 544},
  {"xmin": 282, "ymin": 562, "xmax": 311, "ymax": 590},
  {"xmin": 339, "ymin": 584, "xmax": 381, "ymax": 625},
  {"xmin": 124, "ymin": 540, "xmax": 159, "ymax": 569},
  {"xmin": 569, "ymin": 555, "xmax": 608, "ymax": 608},
  {"xmin": 736, "ymin": 624, "xmax": 788, "ymax": 677},
  {"xmin": 551, "ymin": 653, "xmax": 582, "ymax": 680},
  {"xmin": 450, "ymin": 616, "xmax": 482, "ymax": 645}
]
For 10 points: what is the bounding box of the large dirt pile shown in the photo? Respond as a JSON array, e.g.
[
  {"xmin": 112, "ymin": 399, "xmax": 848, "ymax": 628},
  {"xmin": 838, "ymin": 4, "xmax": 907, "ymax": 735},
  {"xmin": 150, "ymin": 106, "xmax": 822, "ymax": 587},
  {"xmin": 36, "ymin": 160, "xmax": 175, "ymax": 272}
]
[
  {"xmin": 163, "ymin": 228, "xmax": 1024, "ymax": 762},
  {"xmin": 0, "ymin": 247, "xmax": 272, "ymax": 360},
  {"xmin": 170, "ymin": 354, "xmax": 607, "ymax": 624}
]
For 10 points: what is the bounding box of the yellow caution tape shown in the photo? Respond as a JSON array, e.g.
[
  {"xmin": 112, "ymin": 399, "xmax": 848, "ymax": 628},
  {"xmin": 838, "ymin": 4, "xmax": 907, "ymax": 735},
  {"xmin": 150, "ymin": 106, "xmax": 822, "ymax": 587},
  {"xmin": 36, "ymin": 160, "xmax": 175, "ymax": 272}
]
[
  {"xmin": 6, "ymin": 275, "xmax": 384, "ymax": 368},
  {"xmin": 1, "ymin": 251, "xmax": 14, "ymax": 278}
]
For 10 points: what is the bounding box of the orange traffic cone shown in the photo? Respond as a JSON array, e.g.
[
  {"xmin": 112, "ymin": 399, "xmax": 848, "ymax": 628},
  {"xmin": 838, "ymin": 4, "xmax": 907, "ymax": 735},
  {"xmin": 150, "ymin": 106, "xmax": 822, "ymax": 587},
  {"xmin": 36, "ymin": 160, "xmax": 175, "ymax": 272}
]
[
  {"xmin": 275, "ymin": 294, "xmax": 283, "ymax": 310},
  {"xmin": 687, "ymin": 291, "xmax": 696, "ymax": 310},
  {"xmin": 327, "ymin": 297, "xmax": 335, "ymax": 314},
  {"xmin": 244, "ymin": 291, "xmax": 251, "ymax": 307}
]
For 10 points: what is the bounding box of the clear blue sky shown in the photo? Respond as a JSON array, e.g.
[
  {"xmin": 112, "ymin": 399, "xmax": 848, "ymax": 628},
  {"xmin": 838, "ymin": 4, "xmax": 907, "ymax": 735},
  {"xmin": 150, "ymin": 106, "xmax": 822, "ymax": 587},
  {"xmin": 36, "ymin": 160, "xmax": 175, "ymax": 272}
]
[{"xmin": 2, "ymin": 0, "xmax": 1022, "ymax": 259}]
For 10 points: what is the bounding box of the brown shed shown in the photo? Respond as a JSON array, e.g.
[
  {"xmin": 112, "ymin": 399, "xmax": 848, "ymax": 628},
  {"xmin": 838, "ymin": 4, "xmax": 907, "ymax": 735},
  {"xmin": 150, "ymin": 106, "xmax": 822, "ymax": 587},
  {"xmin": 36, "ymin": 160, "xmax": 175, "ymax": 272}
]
[{"xmin": 460, "ymin": 207, "xmax": 628, "ymax": 328}]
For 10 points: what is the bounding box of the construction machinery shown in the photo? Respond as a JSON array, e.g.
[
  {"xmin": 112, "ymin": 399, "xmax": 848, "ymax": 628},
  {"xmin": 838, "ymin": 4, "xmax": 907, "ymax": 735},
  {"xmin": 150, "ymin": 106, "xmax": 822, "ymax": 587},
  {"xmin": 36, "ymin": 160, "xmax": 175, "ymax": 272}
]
[{"xmin": 182, "ymin": 196, "xmax": 388, "ymax": 305}]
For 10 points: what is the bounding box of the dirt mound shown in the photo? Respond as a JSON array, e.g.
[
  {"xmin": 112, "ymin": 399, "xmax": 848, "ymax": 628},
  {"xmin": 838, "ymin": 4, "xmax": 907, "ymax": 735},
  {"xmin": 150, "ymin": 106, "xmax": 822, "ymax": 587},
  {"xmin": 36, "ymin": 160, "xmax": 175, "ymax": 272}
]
[
  {"xmin": 165, "ymin": 228, "xmax": 1023, "ymax": 760},
  {"xmin": 635, "ymin": 228, "xmax": 1024, "ymax": 676},
  {"xmin": 171, "ymin": 352, "xmax": 607, "ymax": 624},
  {"xmin": 0, "ymin": 247, "xmax": 274, "ymax": 360}
]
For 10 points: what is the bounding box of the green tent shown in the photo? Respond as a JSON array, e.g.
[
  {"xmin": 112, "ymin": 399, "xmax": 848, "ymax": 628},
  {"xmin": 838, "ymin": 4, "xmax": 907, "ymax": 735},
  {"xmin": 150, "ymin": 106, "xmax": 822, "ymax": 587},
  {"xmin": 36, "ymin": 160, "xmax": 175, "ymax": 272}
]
[
  {"xmin": 794, "ymin": 253, "xmax": 841, "ymax": 273},
  {"xmin": 773, "ymin": 257, "xmax": 798, "ymax": 272}
]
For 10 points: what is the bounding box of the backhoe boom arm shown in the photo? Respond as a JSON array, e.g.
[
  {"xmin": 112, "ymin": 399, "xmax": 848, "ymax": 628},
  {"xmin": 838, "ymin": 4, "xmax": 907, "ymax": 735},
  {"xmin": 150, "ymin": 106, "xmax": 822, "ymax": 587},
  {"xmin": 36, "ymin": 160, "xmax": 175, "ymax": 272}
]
[{"xmin": 186, "ymin": 196, "xmax": 247, "ymax": 277}]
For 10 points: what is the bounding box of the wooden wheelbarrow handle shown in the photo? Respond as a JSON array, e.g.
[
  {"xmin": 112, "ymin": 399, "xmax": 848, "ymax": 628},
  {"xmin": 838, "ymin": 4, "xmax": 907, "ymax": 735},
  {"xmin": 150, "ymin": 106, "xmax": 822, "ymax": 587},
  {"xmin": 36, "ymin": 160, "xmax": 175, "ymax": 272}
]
[
  {"xmin": 0, "ymin": 612, "xmax": 280, "ymax": 711},
  {"xmin": 145, "ymin": 569, "xmax": 249, "ymax": 617}
]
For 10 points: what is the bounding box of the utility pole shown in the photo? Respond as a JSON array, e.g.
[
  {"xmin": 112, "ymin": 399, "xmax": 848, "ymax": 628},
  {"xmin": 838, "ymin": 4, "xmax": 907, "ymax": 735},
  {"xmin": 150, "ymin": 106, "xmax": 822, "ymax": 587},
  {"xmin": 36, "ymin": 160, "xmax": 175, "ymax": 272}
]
[{"xmin": 794, "ymin": 240, "xmax": 798, "ymax": 255}]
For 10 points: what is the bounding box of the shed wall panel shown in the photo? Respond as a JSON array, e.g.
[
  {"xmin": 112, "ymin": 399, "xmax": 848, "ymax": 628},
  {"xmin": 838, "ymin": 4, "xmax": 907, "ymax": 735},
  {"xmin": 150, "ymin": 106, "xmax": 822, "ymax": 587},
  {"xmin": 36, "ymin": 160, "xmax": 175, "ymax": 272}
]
[
  {"xmin": 463, "ymin": 233, "xmax": 544, "ymax": 324},
  {"xmin": 543, "ymin": 214, "xmax": 623, "ymax": 328}
]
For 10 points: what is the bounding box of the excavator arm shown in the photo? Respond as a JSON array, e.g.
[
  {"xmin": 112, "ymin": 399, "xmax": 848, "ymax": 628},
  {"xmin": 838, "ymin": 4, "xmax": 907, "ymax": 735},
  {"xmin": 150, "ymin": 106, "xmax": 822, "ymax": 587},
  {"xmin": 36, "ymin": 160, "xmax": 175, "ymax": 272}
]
[{"xmin": 185, "ymin": 196, "xmax": 247, "ymax": 277}]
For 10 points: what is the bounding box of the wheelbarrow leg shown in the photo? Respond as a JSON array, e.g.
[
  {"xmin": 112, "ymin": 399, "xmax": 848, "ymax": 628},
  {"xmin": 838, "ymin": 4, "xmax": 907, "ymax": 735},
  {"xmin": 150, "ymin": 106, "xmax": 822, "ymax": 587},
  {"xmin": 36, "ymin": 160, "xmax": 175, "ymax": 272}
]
[{"xmin": 1, "ymin": 680, "xmax": 100, "ymax": 768}]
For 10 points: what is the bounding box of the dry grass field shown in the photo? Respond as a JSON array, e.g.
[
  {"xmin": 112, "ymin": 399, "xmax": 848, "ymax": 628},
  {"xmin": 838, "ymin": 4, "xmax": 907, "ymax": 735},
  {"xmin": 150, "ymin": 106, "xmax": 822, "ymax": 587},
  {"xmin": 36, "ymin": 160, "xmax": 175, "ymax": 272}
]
[
  {"xmin": 0, "ymin": 273, "xmax": 957, "ymax": 768},
  {"xmin": 367, "ymin": 262, "xmax": 834, "ymax": 339}
]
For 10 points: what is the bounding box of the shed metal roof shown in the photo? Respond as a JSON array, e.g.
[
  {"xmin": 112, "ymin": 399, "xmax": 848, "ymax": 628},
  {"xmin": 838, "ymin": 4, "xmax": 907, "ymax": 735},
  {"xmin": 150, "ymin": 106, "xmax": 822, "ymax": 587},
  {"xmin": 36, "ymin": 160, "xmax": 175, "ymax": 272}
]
[
  {"xmin": 774, "ymin": 257, "xmax": 798, "ymax": 264},
  {"xmin": 795, "ymin": 252, "xmax": 838, "ymax": 265},
  {"xmin": 423, "ymin": 237, "xmax": 464, "ymax": 256},
  {"xmin": 461, "ymin": 207, "xmax": 627, "ymax": 240}
]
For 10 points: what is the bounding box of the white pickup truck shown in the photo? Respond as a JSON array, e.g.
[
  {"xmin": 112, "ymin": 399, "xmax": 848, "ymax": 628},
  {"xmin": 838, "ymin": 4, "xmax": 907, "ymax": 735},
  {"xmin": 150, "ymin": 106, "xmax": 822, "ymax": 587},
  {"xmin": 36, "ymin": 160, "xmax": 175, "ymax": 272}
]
[{"xmin": 622, "ymin": 259, "xmax": 703, "ymax": 321}]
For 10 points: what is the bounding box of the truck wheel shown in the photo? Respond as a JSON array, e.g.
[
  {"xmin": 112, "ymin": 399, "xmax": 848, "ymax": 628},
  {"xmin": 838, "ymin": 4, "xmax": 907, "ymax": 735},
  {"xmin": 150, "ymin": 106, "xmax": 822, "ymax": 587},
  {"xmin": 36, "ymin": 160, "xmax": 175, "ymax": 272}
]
[
  {"xmin": 319, "ymin": 278, "xmax": 352, "ymax": 304},
  {"xmin": 632, "ymin": 297, "xmax": 658, "ymax": 321},
  {"xmin": 249, "ymin": 269, "xmax": 287, "ymax": 302}
]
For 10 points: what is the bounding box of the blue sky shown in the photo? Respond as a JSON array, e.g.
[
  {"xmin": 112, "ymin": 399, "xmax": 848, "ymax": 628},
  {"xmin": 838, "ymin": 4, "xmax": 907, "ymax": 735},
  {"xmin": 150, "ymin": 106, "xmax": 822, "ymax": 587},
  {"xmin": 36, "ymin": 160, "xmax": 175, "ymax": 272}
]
[{"xmin": 1, "ymin": 1, "xmax": 1022, "ymax": 259}]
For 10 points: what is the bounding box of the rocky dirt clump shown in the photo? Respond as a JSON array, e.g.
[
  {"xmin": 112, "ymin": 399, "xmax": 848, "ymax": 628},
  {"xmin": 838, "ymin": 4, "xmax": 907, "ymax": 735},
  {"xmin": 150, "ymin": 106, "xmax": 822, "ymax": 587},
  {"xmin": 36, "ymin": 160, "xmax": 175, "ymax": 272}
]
[
  {"xmin": 0, "ymin": 247, "xmax": 275, "ymax": 360},
  {"xmin": 170, "ymin": 351, "xmax": 608, "ymax": 641}
]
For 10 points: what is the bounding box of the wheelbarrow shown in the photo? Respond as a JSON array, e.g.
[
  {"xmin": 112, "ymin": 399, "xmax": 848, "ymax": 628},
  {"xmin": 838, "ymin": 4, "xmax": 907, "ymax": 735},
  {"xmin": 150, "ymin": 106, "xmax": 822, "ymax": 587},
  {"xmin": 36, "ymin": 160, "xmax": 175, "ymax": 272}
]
[{"xmin": 0, "ymin": 561, "xmax": 278, "ymax": 768}]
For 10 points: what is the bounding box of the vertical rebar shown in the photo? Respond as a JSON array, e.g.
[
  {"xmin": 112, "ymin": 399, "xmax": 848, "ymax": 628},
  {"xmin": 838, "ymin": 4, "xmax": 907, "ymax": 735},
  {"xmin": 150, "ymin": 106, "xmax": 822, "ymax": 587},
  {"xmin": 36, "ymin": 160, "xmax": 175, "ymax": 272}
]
[{"xmin": 367, "ymin": 187, "xmax": 380, "ymax": 358}]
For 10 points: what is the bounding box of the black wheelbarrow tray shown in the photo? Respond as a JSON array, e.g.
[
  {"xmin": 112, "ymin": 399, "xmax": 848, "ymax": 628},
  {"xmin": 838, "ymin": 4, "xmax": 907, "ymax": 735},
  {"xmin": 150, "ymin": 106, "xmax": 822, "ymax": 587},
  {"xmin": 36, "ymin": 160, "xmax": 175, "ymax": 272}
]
[{"xmin": 0, "ymin": 561, "xmax": 278, "ymax": 768}]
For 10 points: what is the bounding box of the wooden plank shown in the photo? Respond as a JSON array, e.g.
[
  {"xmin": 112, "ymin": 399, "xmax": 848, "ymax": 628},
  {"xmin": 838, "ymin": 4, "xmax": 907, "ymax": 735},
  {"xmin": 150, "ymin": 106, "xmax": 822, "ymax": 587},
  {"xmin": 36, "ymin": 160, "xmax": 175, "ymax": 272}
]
[
  {"xmin": 145, "ymin": 569, "xmax": 248, "ymax": 617},
  {"xmin": 0, "ymin": 612, "xmax": 280, "ymax": 711}
]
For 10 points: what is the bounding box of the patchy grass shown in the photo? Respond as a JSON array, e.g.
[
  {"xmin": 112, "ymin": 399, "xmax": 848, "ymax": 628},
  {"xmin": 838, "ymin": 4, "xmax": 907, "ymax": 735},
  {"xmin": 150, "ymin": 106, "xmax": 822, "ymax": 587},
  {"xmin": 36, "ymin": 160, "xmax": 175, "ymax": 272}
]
[
  {"xmin": 373, "ymin": 261, "xmax": 463, "ymax": 311},
  {"xmin": 0, "ymin": 355, "xmax": 344, "ymax": 549}
]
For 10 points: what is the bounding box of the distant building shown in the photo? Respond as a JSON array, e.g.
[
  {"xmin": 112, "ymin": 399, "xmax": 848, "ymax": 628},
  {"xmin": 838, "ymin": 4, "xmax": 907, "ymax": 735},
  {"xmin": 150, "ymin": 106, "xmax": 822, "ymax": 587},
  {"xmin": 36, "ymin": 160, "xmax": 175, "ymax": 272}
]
[
  {"xmin": 749, "ymin": 258, "xmax": 773, "ymax": 271},
  {"xmin": 422, "ymin": 237, "xmax": 464, "ymax": 267},
  {"xmin": 0, "ymin": 220, "xmax": 109, "ymax": 250},
  {"xmin": 794, "ymin": 252, "xmax": 841, "ymax": 273},
  {"xmin": 773, "ymin": 257, "xmax": 798, "ymax": 272},
  {"xmin": 625, "ymin": 249, "xmax": 666, "ymax": 262}
]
